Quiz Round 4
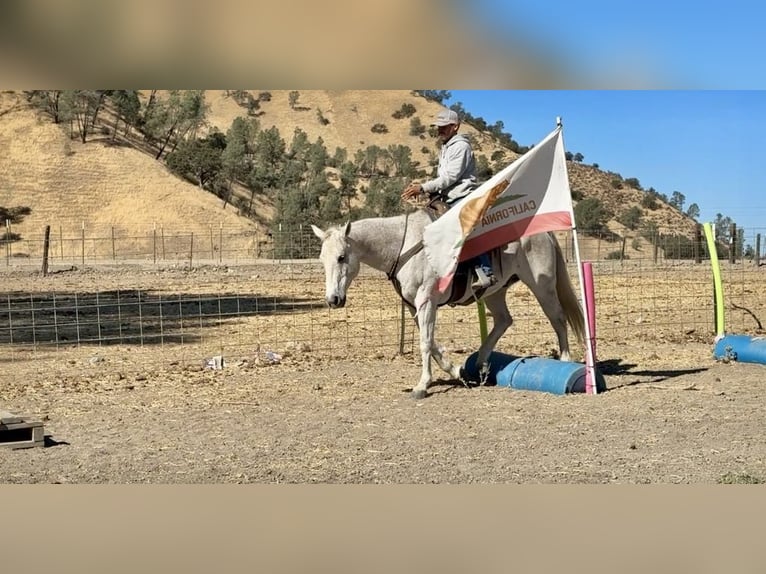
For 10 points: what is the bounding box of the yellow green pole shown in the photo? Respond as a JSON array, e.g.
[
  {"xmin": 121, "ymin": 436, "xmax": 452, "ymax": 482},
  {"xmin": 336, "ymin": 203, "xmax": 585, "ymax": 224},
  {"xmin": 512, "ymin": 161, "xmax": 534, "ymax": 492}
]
[
  {"xmin": 477, "ymin": 299, "xmax": 488, "ymax": 343},
  {"xmin": 703, "ymin": 222, "xmax": 725, "ymax": 338}
]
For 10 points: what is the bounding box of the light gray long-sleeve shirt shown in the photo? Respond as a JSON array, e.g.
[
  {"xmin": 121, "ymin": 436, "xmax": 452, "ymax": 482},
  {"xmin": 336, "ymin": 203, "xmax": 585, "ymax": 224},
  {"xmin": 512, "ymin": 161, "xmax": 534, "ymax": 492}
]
[{"xmin": 420, "ymin": 134, "xmax": 477, "ymax": 200}]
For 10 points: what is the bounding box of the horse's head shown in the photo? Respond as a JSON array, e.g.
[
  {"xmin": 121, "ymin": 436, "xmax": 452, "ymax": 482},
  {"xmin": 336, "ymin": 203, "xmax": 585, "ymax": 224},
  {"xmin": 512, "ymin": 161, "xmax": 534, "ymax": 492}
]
[{"xmin": 311, "ymin": 221, "xmax": 361, "ymax": 309}]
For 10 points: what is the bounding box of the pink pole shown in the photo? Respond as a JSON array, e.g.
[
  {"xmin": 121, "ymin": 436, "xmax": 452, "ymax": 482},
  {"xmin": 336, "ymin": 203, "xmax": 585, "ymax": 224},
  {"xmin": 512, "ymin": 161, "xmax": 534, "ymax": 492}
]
[{"xmin": 581, "ymin": 261, "xmax": 597, "ymax": 394}]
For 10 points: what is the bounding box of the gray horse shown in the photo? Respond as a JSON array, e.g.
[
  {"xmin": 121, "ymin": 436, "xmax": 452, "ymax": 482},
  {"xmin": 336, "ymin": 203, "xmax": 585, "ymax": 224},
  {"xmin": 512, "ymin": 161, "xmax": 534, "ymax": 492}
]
[{"xmin": 311, "ymin": 209, "xmax": 584, "ymax": 399}]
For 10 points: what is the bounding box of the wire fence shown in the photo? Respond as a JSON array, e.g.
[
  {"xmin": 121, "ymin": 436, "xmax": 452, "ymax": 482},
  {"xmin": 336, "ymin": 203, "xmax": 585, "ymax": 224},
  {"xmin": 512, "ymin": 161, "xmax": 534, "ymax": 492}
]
[
  {"xmin": 3, "ymin": 222, "xmax": 765, "ymax": 268},
  {"xmin": 0, "ymin": 226, "xmax": 765, "ymax": 372}
]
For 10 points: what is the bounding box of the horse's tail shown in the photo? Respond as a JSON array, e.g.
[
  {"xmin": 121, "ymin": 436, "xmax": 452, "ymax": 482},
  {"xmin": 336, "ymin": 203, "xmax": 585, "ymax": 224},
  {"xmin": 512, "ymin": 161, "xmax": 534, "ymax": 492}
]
[{"xmin": 552, "ymin": 234, "xmax": 585, "ymax": 344}]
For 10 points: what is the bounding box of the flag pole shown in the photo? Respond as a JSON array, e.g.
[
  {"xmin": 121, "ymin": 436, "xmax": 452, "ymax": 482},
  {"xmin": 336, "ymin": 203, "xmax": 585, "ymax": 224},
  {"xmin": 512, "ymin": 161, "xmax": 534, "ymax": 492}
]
[{"xmin": 559, "ymin": 117, "xmax": 599, "ymax": 395}]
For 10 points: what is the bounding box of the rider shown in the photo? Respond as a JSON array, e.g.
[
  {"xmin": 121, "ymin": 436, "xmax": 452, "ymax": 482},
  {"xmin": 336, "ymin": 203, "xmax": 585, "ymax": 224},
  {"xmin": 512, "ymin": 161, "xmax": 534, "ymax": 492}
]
[{"xmin": 401, "ymin": 108, "xmax": 495, "ymax": 290}]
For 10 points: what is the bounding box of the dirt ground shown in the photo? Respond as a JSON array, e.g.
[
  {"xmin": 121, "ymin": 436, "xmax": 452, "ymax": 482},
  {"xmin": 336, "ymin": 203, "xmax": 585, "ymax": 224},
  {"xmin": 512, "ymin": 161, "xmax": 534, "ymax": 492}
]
[{"xmin": 1, "ymin": 265, "xmax": 765, "ymax": 484}]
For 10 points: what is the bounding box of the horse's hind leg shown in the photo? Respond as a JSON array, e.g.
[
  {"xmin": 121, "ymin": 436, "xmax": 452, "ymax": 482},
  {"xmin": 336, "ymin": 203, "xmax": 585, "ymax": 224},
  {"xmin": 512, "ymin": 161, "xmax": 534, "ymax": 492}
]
[
  {"xmin": 520, "ymin": 246, "xmax": 572, "ymax": 361},
  {"xmin": 470, "ymin": 289, "xmax": 512, "ymax": 383}
]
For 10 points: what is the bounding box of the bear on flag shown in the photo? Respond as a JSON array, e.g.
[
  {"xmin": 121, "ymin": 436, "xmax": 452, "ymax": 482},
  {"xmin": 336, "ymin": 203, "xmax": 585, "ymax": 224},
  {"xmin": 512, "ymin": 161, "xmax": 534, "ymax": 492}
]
[{"xmin": 422, "ymin": 125, "xmax": 576, "ymax": 293}]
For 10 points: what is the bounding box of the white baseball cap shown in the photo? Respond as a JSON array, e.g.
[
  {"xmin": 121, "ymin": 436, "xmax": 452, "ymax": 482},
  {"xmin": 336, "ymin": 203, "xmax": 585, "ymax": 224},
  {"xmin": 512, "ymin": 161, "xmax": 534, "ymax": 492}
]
[{"xmin": 431, "ymin": 109, "xmax": 459, "ymax": 127}]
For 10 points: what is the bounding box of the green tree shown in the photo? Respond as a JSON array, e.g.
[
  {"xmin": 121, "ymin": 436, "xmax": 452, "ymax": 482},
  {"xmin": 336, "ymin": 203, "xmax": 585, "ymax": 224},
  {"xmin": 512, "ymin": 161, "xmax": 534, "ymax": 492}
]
[
  {"xmin": 363, "ymin": 177, "xmax": 405, "ymax": 217},
  {"xmin": 288, "ymin": 90, "xmax": 300, "ymax": 109},
  {"xmin": 222, "ymin": 116, "xmax": 259, "ymax": 211},
  {"xmin": 475, "ymin": 154, "xmax": 493, "ymax": 180},
  {"xmin": 617, "ymin": 206, "xmax": 643, "ymax": 230},
  {"xmin": 306, "ymin": 137, "xmax": 329, "ymax": 176},
  {"xmin": 27, "ymin": 90, "xmax": 65, "ymax": 123},
  {"xmin": 319, "ymin": 186, "xmax": 344, "ymax": 224},
  {"xmin": 355, "ymin": 145, "xmax": 386, "ymax": 177},
  {"xmin": 165, "ymin": 132, "xmax": 225, "ymax": 190},
  {"xmin": 143, "ymin": 90, "xmax": 208, "ymax": 160},
  {"xmin": 574, "ymin": 197, "xmax": 612, "ymax": 236},
  {"xmin": 392, "ymin": 103, "xmax": 416, "ymax": 119},
  {"xmin": 641, "ymin": 190, "xmax": 660, "ymax": 210},
  {"xmin": 686, "ymin": 203, "xmax": 700, "ymax": 220},
  {"xmin": 415, "ymin": 90, "xmax": 451, "ymax": 103},
  {"xmin": 386, "ymin": 144, "xmax": 415, "ymax": 177},
  {"xmin": 251, "ymin": 126, "xmax": 286, "ymax": 190},
  {"xmin": 670, "ymin": 191, "xmax": 686, "ymax": 211},
  {"xmin": 288, "ymin": 127, "xmax": 311, "ymax": 161},
  {"xmin": 409, "ymin": 117, "xmax": 426, "ymax": 137},
  {"xmin": 338, "ymin": 160, "xmax": 359, "ymax": 211},
  {"xmin": 0, "ymin": 206, "xmax": 32, "ymax": 245},
  {"xmin": 713, "ymin": 213, "xmax": 734, "ymax": 242},
  {"xmin": 59, "ymin": 90, "xmax": 111, "ymax": 143},
  {"xmin": 331, "ymin": 147, "xmax": 347, "ymax": 168},
  {"xmin": 109, "ymin": 90, "xmax": 141, "ymax": 139}
]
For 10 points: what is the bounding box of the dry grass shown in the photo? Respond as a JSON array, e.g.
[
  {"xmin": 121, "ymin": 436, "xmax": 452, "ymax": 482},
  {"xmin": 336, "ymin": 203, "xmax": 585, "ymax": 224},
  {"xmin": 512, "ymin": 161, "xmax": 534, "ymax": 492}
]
[{"xmin": 1, "ymin": 90, "xmax": 697, "ymax": 256}]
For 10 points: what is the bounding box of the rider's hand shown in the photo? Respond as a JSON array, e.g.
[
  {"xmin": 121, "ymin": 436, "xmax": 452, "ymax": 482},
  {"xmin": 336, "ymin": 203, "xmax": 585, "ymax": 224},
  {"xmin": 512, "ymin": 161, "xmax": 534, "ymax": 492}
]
[{"xmin": 401, "ymin": 183, "xmax": 423, "ymax": 200}]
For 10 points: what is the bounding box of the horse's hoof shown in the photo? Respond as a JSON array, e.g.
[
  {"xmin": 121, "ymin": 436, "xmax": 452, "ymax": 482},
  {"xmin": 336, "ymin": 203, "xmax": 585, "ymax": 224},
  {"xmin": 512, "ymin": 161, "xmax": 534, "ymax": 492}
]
[
  {"xmin": 411, "ymin": 389, "xmax": 428, "ymax": 400},
  {"xmin": 459, "ymin": 366, "xmax": 476, "ymax": 383}
]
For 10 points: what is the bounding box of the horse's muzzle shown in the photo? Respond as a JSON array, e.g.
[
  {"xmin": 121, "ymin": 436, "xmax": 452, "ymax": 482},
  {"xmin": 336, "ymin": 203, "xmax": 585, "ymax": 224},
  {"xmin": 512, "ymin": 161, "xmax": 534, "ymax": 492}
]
[{"xmin": 327, "ymin": 295, "xmax": 346, "ymax": 308}]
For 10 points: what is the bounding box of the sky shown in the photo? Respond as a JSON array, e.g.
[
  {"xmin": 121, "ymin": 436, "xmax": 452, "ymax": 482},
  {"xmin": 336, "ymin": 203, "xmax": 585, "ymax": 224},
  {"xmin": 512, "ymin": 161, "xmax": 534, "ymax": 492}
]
[
  {"xmin": 446, "ymin": 90, "xmax": 766, "ymax": 237},
  {"xmin": 459, "ymin": 0, "xmax": 765, "ymax": 89}
]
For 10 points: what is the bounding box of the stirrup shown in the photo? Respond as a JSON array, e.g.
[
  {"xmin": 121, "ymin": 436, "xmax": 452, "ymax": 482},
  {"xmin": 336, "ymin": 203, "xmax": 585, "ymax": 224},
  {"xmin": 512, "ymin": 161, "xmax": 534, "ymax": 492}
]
[{"xmin": 471, "ymin": 266, "xmax": 496, "ymax": 290}]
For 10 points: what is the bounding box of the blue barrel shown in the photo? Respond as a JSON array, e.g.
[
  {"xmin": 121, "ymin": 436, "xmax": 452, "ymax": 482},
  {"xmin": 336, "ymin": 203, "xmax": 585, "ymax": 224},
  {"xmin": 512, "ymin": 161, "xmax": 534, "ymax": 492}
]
[
  {"xmin": 463, "ymin": 351, "xmax": 606, "ymax": 395},
  {"xmin": 713, "ymin": 334, "xmax": 766, "ymax": 364}
]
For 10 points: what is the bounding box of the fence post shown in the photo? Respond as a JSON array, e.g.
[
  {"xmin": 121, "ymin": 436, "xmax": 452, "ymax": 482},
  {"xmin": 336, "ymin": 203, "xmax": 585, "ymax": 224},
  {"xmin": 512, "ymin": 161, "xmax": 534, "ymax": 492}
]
[
  {"xmin": 153, "ymin": 223, "xmax": 157, "ymax": 265},
  {"xmin": 694, "ymin": 224, "xmax": 702, "ymax": 264},
  {"xmin": 620, "ymin": 236, "xmax": 626, "ymax": 262},
  {"xmin": 161, "ymin": 226, "xmax": 166, "ymax": 260},
  {"xmin": 111, "ymin": 226, "xmax": 116, "ymax": 261},
  {"xmin": 738, "ymin": 227, "xmax": 745, "ymax": 262},
  {"xmin": 570, "ymin": 231, "xmax": 575, "ymax": 263},
  {"xmin": 729, "ymin": 223, "xmax": 736, "ymax": 264},
  {"xmin": 209, "ymin": 225, "xmax": 214, "ymax": 262},
  {"xmin": 4, "ymin": 219, "xmax": 9, "ymax": 266},
  {"xmin": 219, "ymin": 222, "xmax": 223, "ymax": 264},
  {"xmin": 42, "ymin": 225, "xmax": 51, "ymax": 276},
  {"xmin": 189, "ymin": 232, "xmax": 194, "ymax": 269},
  {"xmin": 399, "ymin": 300, "xmax": 406, "ymax": 355},
  {"xmin": 652, "ymin": 231, "xmax": 658, "ymax": 264},
  {"xmin": 81, "ymin": 221, "xmax": 85, "ymax": 265},
  {"xmin": 756, "ymin": 233, "xmax": 761, "ymax": 267},
  {"xmin": 59, "ymin": 225, "xmax": 63, "ymax": 260}
]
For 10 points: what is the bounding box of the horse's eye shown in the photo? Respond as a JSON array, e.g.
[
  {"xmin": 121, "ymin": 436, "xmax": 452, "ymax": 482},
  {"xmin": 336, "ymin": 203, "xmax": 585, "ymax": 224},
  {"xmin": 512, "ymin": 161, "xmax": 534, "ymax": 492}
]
[{"xmin": 337, "ymin": 254, "xmax": 346, "ymax": 264}]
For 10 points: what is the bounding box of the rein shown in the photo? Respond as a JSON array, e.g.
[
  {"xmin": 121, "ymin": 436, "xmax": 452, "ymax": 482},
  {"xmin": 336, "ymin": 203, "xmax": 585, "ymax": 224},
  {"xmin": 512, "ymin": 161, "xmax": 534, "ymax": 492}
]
[
  {"xmin": 386, "ymin": 212, "xmax": 426, "ymax": 311},
  {"xmin": 386, "ymin": 212, "xmax": 410, "ymax": 281}
]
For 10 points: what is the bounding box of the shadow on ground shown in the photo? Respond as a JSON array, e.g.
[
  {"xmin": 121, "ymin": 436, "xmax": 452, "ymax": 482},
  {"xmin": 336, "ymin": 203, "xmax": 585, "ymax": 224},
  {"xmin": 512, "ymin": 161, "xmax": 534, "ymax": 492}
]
[{"xmin": 0, "ymin": 289, "xmax": 325, "ymax": 346}]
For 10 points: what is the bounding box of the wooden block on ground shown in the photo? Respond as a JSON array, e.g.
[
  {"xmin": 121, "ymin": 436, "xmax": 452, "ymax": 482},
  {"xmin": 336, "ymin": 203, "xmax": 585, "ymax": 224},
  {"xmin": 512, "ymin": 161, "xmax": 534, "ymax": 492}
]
[
  {"xmin": 0, "ymin": 410, "xmax": 23, "ymax": 424},
  {"xmin": 0, "ymin": 413, "xmax": 45, "ymax": 449}
]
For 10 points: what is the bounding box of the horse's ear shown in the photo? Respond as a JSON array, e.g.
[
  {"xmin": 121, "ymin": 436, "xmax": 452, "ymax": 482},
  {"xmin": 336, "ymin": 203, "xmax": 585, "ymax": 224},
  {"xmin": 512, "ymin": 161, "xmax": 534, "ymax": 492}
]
[
  {"xmin": 310, "ymin": 224, "xmax": 326, "ymax": 241},
  {"xmin": 344, "ymin": 221, "xmax": 351, "ymax": 237}
]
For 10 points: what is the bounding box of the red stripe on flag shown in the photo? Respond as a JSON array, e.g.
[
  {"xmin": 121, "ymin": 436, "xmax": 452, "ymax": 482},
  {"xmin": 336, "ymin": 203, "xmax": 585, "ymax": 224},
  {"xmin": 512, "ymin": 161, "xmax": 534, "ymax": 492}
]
[{"xmin": 458, "ymin": 211, "xmax": 573, "ymax": 261}]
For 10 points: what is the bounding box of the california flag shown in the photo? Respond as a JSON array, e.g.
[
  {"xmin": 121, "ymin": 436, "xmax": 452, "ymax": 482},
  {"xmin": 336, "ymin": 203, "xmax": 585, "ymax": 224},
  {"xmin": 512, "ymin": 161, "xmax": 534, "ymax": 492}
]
[{"xmin": 423, "ymin": 125, "xmax": 575, "ymax": 292}]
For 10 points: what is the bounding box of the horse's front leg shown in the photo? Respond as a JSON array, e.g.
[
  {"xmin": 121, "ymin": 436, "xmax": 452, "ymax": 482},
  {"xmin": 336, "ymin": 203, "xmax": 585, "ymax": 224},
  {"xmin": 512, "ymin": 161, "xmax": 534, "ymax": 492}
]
[
  {"xmin": 471, "ymin": 290, "xmax": 513, "ymax": 385},
  {"xmin": 411, "ymin": 298, "xmax": 437, "ymax": 400},
  {"xmin": 409, "ymin": 313, "xmax": 462, "ymax": 389},
  {"xmin": 428, "ymin": 342, "xmax": 462, "ymax": 381}
]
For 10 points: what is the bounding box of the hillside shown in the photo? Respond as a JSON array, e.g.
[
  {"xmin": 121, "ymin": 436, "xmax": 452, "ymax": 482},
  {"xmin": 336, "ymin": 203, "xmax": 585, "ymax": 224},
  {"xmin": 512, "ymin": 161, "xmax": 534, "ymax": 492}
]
[
  {"xmin": 0, "ymin": 90, "xmax": 697, "ymax": 261},
  {"xmin": 0, "ymin": 91, "xmax": 264, "ymax": 258}
]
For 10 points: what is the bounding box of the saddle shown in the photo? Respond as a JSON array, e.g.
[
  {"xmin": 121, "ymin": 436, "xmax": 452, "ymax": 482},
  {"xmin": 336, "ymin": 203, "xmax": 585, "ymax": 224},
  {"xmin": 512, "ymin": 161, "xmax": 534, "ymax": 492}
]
[
  {"xmin": 422, "ymin": 198, "xmax": 511, "ymax": 306},
  {"xmin": 444, "ymin": 249, "xmax": 511, "ymax": 306}
]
